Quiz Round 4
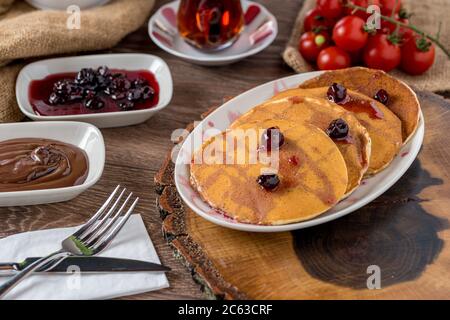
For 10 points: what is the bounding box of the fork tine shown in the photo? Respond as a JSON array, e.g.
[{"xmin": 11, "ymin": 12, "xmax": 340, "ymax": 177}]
[
  {"xmin": 79, "ymin": 188, "xmax": 127, "ymax": 241},
  {"xmin": 85, "ymin": 193, "xmax": 133, "ymax": 247},
  {"xmin": 92, "ymin": 197, "xmax": 139, "ymax": 253},
  {"xmin": 72, "ymin": 185, "xmax": 120, "ymax": 238}
]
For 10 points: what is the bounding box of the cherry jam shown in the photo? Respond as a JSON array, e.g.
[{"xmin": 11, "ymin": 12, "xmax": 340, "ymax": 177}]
[{"xmin": 29, "ymin": 69, "xmax": 159, "ymax": 116}]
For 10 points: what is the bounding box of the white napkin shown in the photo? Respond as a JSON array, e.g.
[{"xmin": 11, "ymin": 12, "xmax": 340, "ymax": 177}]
[{"xmin": 0, "ymin": 214, "xmax": 169, "ymax": 300}]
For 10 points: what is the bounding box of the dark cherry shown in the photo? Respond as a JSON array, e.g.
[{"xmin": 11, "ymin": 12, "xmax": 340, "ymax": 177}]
[
  {"xmin": 326, "ymin": 118, "xmax": 349, "ymax": 140},
  {"xmin": 327, "ymin": 83, "xmax": 347, "ymax": 103},
  {"xmin": 96, "ymin": 67, "xmax": 111, "ymax": 89},
  {"xmin": 97, "ymin": 66, "xmax": 110, "ymax": 77},
  {"xmin": 109, "ymin": 76, "xmax": 131, "ymax": 93},
  {"xmin": 83, "ymin": 89, "xmax": 97, "ymax": 101},
  {"xmin": 118, "ymin": 101, "xmax": 135, "ymax": 111},
  {"xmin": 257, "ymin": 174, "xmax": 280, "ymax": 191},
  {"xmin": 132, "ymin": 78, "xmax": 148, "ymax": 88},
  {"xmin": 84, "ymin": 97, "xmax": 105, "ymax": 110},
  {"xmin": 141, "ymin": 86, "xmax": 155, "ymax": 100},
  {"xmin": 52, "ymin": 81, "xmax": 84, "ymax": 102},
  {"xmin": 48, "ymin": 92, "xmax": 65, "ymax": 105},
  {"xmin": 111, "ymin": 92, "xmax": 126, "ymax": 100},
  {"xmin": 261, "ymin": 126, "xmax": 285, "ymax": 151},
  {"xmin": 67, "ymin": 86, "xmax": 84, "ymax": 102},
  {"xmin": 374, "ymin": 89, "xmax": 389, "ymax": 105},
  {"xmin": 75, "ymin": 68, "xmax": 96, "ymax": 86},
  {"xmin": 103, "ymin": 86, "xmax": 114, "ymax": 95},
  {"xmin": 127, "ymin": 88, "xmax": 143, "ymax": 102},
  {"xmin": 53, "ymin": 79, "xmax": 72, "ymax": 94}
]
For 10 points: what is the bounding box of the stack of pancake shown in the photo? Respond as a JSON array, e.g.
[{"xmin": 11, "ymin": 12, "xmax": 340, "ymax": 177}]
[{"xmin": 190, "ymin": 67, "xmax": 421, "ymax": 225}]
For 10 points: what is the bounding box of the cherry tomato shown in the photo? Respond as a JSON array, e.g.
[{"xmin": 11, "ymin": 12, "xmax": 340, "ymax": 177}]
[
  {"xmin": 332, "ymin": 16, "xmax": 368, "ymax": 52},
  {"xmin": 401, "ymin": 26, "xmax": 414, "ymax": 43},
  {"xmin": 316, "ymin": 0, "xmax": 344, "ymax": 19},
  {"xmin": 317, "ymin": 46, "xmax": 351, "ymax": 70},
  {"xmin": 345, "ymin": 0, "xmax": 381, "ymax": 20},
  {"xmin": 303, "ymin": 7, "xmax": 336, "ymax": 32},
  {"xmin": 400, "ymin": 36, "xmax": 435, "ymax": 75},
  {"xmin": 363, "ymin": 33, "xmax": 401, "ymax": 71},
  {"xmin": 381, "ymin": 15, "xmax": 398, "ymax": 33},
  {"xmin": 298, "ymin": 31, "xmax": 330, "ymax": 62},
  {"xmin": 379, "ymin": 0, "xmax": 402, "ymax": 16}
]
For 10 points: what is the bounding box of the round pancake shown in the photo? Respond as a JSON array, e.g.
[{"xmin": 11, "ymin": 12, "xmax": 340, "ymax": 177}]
[
  {"xmin": 268, "ymin": 87, "xmax": 402, "ymax": 175},
  {"xmin": 231, "ymin": 95, "xmax": 371, "ymax": 194},
  {"xmin": 190, "ymin": 120, "xmax": 348, "ymax": 225},
  {"xmin": 299, "ymin": 67, "xmax": 420, "ymax": 143}
]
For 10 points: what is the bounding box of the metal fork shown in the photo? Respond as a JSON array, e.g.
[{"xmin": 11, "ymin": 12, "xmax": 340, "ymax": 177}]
[{"xmin": 0, "ymin": 185, "xmax": 139, "ymax": 299}]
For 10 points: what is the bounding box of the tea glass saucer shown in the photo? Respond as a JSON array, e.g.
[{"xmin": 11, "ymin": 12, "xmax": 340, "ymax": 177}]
[{"xmin": 148, "ymin": 0, "xmax": 278, "ymax": 66}]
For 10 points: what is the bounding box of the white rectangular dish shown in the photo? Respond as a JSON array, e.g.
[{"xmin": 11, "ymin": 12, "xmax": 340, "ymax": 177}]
[
  {"xmin": 16, "ymin": 54, "xmax": 173, "ymax": 128},
  {"xmin": 0, "ymin": 122, "xmax": 105, "ymax": 207}
]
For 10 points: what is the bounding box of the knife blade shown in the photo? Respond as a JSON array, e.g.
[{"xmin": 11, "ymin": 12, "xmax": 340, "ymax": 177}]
[{"xmin": 0, "ymin": 256, "xmax": 170, "ymax": 276}]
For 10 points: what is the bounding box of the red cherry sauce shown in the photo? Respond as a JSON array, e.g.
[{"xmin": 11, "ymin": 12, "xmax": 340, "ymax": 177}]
[
  {"xmin": 288, "ymin": 155, "xmax": 299, "ymax": 166},
  {"xmin": 29, "ymin": 69, "xmax": 159, "ymax": 116},
  {"xmin": 340, "ymin": 96, "xmax": 384, "ymax": 120}
]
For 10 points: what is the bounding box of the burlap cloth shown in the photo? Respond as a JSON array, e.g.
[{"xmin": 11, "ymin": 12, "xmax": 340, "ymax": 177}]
[
  {"xmin": 0, "ymin": 0, "xmax": 155, "ymax": 123},
  {"xmin": 283, "ymin": 0, "xmax": 450, "ymax": 92}
]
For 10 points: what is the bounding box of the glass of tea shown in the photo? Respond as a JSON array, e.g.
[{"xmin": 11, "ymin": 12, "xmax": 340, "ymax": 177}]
[{"xmin": 177, "ymin": 0, "xmax": 244, "ymax": 51}]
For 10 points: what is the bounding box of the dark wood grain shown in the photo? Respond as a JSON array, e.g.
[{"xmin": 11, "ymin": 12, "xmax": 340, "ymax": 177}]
[{"xmin": 0, "ymin": 0, "xmax": 304, "ymax": 299}]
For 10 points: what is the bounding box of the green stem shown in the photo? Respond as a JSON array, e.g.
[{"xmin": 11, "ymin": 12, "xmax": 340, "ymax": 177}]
[{"xmin": 346, "ymin": 3, "xmax": 450, "ymax": 58}]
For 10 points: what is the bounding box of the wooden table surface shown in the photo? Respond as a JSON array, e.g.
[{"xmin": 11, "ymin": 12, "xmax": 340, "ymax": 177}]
[
  {"xmin": 0, "ymin": 0, "xmax": 303, "ymax": 299},
  {"xmin": 2, "ymin": 0, "xmax": 448, "ymax": 300}
]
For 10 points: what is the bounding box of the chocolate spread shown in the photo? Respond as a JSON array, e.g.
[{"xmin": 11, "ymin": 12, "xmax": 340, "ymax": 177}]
[{"xmin": 0, "ymin": 138, "xmax": 89, "ymax": 192}]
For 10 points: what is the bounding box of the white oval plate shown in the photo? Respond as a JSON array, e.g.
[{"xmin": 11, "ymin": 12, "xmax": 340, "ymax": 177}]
[
  {"xmin": 16, "ymin": 54, "xmax": 173, "ymax": 128},
  {"xmin": 174, "ymin": 71, "xmax": 425, "ymax": 232},
  {"xmin": 148, "ymin": 0, "xmax": 278, "ymax": 66},
  {"xmin": 0, "ymin": 121, "xmax": 105, "ymax": 207}
]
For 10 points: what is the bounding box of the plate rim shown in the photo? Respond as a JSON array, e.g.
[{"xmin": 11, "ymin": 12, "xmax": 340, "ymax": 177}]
[
  {"xmin": 174, "ymin": 71, "xmax": 425, "ymax": 232},
  {"xmin": 148, "ymin": 0, "xmax": 279, "ymax": 64}
]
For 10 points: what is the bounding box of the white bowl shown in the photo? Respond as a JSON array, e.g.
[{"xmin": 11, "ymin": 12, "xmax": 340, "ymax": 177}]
[
  {"xmin": 174, "ymin": 71, "xmax": 425, "ymax": 232},
  {"xmin": 25, "ymin": 0, "xmax": 110, "ymax": 10},
  {"xmin": 16, "ymin": 54, "xmax": 173, "ymax": 128},
  {"xmin": 0, "ymin": 122, "xmax": 105, "ymax": 207},
  {"xmin": 148, "ymin": 0, "xmax": 278, "ymax": 66}
]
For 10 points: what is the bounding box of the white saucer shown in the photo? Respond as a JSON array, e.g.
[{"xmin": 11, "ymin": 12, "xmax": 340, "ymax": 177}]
[{"xmin": 148, "ymin": 0, "xmax": 278, "ymax": 66}]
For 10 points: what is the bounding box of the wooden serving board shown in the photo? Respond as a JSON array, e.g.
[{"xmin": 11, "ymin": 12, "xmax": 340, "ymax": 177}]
[{"xmin": 155, "ymin": 91, "xmax": 450, "ymax": 300}]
